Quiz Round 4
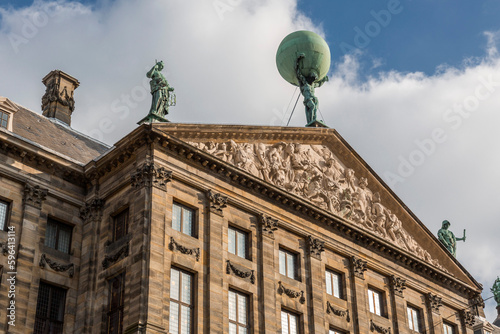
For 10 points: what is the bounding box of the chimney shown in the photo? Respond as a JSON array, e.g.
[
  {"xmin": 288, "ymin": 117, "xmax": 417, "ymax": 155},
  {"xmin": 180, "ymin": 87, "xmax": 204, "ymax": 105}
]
[{"xmin": 41, "ymin": 70, "xmax": 79, "ymax": 126}]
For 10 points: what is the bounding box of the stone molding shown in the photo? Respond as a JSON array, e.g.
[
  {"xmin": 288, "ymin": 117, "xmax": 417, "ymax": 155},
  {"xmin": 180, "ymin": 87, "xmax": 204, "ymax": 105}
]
[
  {"xmin": 259, "ymin": 213, "xmax": 278, "ymax": 239},
  {"xmin": 277, "ymin": 281, "xmax": 305, "ymax": 304},
  {"xmin": 389, "ymin": 275, "xmax": 406, "ymax": 297},
  {"xmin": 226, "ymin": 260, "xmax": 255, "ymax": 284},
  {"xmin": 370, "ymin": 319, "xmax": 391, "ymax": 334},
  {"xmin": 326, "ymin": 301, "xmax": 350, "ymax": 322},
  {"xmin": 23, "ymin": 183, "xmax": 48, "ymax": 209},
  {"xmin": 102, "ymin": 242, "xmax": 129, "ymax": 269},
  {"xmin": 307, "ymin": 235, "xmax": 325, "ymax": 259},
  {"xmin": 351, "ymin": 256, "xmax": 367, "ymax": 279},
  {"xmin": 39, "ymin": 253, "xmax": 74, "ymax": 277},
  {"xmin": 168, "ymin": 237, "xmax": 200, "ymax": 261},
  {"xmin": 79, "ymin": 198, "xmax": 105, "ymax": 222},
  {"xmin": 206, "ymin": 189, "xmax": 228, "ymax": 216},
  {"xmin": 130, "ymin": 161, "xmax": 172, "ymax": 190},
  {"xmin": 426, "ymin": 293, "xmax": 443, "ymax": 314},
  {"xmin": 460, "ymin": 310, "xmax": 476, "ymax": 328}
]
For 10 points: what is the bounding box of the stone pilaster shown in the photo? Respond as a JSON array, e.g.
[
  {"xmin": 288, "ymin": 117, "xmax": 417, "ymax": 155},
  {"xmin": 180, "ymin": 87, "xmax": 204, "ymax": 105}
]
[
  {"xmin": 388, "ymin": 275, "xmax": 406, "ymax": 334},
  {"xmin": 426, "ymin": 293, "xmax": 443, "ymax": 334},
  {"xmin": 306, "ymin": 235, "xmax": 325, "ymax": 332},
  {"xmin": 350, "ymin": 256, "xmax": 369, "ymax": 334},
  {"xmin": 460, "ymin": 310, "xmax": 476, "ymax": 334}
]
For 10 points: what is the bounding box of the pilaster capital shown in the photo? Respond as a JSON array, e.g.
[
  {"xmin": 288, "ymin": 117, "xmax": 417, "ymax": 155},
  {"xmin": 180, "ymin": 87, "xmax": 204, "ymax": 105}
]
[
  {"xmin": 206, "ymin": 189, "xmax": 228, "ymax": 216},
  {"xmin": 23, "ymin": 183, "xmax": 48, "ymax": 209}
]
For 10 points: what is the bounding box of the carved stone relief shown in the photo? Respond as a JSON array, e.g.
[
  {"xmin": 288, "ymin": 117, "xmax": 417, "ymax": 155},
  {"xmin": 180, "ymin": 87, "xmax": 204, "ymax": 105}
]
[
  {"xmin": 351, "ymin": 256, "xmax": 367, "ymax": 279},
  {"xmin": 39, "ymin": 253, "xmax": 74, "ymax": 277},
  {"xmin": 190, "ymin": 140, "xmax": 445, "ymax": 271},
  {"xmin": 168, "ymin": 237, "xmax": 200, "ymax": 261},
  {"xmin": 460, "ymin": 310, "xmax": 476, "ymax": 328},
  {"xmin": 307, "ymin": 235, "xmax": 325, "ymax": 259},
  {"xmin": 427, "ymin": 293, "xmax": 442, "ymax": 314},
  {"xmin": 277, "ymin": 281, "xmax": 305, "ymax": 304},
  {"xmin": 370, "ymin": 319, "xmax": 391, "ymax": 334},
  {"xmin": 79, "ymin": 198, "xmax": 105, "ymax": 222},
  {"xmin": 326, "ymin": 301, "xmax": 350, "ymax": 322},
  {"xmin": 259, "ymin": 213, "xmax": 279, "ymax": 239},
  {"xmin": 23, "ymin": 183, "xmax": 48, "ymax": 209},
  {"xmin": 207, "ymin": 190, "xmax": 228, "ymax": 215},
  {"xmin": 226, "ymin": 260, "xmax": 255, "ymax": 284},
  {"xmin": 130, "ymin": 161, "xmax": 172, "ymax": 189},
  {"xmin": 102, "ymin": 242, "xmax": 129, "ymax": 269},
  {"xmin": 389, "ymin": 275, "xmax": 406, "ymax": 297}
]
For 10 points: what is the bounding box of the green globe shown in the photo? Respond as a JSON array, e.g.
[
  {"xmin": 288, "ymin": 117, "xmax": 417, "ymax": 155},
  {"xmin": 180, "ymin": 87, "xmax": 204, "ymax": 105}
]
[{"xmin": 276, "ymin": 30, "xmax": 331, "ymax": 86}]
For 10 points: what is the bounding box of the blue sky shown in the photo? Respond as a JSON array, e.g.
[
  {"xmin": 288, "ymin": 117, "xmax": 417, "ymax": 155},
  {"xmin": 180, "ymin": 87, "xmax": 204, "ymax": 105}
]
[{"xmin": 0, "ymin": 0, "xmax": 499, "ymax": 323}]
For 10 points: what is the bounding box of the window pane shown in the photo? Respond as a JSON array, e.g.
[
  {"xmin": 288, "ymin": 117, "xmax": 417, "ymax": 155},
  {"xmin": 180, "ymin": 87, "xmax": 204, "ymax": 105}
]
[
  {"xmin": 373, "ymin": 291, "xmax": 381, "ymax": 315},
  {"xmin": 182, "ymin": 207, "xmax": 193, "ymax": 236},
  {"xmin": 229, "ymin": 290, "xmax": 236, "ymax": 321},
  {"xmin": 228, "ymin": 228, "xmax": 236, "ymax": 255},
  {"xmin": 412, "ymin": 309, "xmax": 419, "ymax": 331},
  {"xmin": 172, "ymin": 204, "xmax": 181, "ymax": 232},
  {"xmin": 237, "ymin": 293, "xmax": 247, "ymax": 324},
  {"xmin": 169, "ymin": 302, "xmax": 179, "ymax": 334},
  {"xmin": 0, "ymin": 201, "xmax": 7, "ymax": 230},
  {"xmin": 407, "ymin": 307, "xmax": 413, "ymax": 329},
  {"xmin": 287, "ymin": 253, "xmax": 295, "ymax": 279},
  {"xmin": 237, "ymin": 231, "xmax": 246, "ymax": 258},
  {"xmin": 332, "ymin": 272, "xmax": 340, "ymax": 298},
  {"xmin": 289, "ymin": 313, "xmax": 298, "ymax": 334},
  {"xmin": 58, "ymin": 227, "xmax": 71, "ymax": 253},
  {"xmin": 170, "ymin": 268, "xmax": 180, "ymax": 301},
  {"xmin": 281, "ymin": 311, "xmax": 289, "ymax": 334},
  {"xmin": 180, "ymin": 305, "xmax": 191, "ymax": 334},
  {"xmin": 239, "ymin": 325, "xmax": 247, "ymax": 334},
  {"xmin": 45, "ymin": 221, "xmax": 57, "ymax": 249},
  {"xmin": 368, "ymin": 290, "xmax": 375, "ymax": 314},
  {"xmin": 279, "ymin": 250, "xmax": 286, "ymax": 276},
  {"xmin": 229, "ymin": 323, "xmax": 237, "ymax": 334},
  {"xmin": 181, "ymin": 272, "xmax": 191, "ymax": 303},
  {"xmin": 326, "ymin": 271, "xmax": 333, "ymax": 295}
]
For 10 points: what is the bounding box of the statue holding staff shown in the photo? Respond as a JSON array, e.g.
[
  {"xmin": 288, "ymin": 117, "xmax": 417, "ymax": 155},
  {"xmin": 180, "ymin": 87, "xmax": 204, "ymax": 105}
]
[
  {"xmin": 146, "ymin": 60, "xmax": 175, "ymax": 117},
  {"xmin": 437, "ymin": 220, "xmax": 466, "ymax": 257}
]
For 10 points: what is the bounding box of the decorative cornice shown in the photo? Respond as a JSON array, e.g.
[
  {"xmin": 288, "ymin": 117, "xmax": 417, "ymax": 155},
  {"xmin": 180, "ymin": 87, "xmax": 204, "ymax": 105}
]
[
  {"xmin": 259, "ymin": 213, "xmax": 278, "ymax": 239},
  {"xmin": 102, "ymin": 242, "xmax": 129, "ymax": 269},
  {"xmin": 130, "ymin": 161, "xmax": 172, "ymax": 190},
  {"xmin": 426, "ymin": 293, "xmax": 443, "ymax": 314},
  {"xmin": 226, "ymin": 260, "xmax": 255, "ymax": 284},
  {"xmin": 370, "ymin": 320, "xmax": 391, "ymax": 334},
  {"xmin": 389, "ymin": 275, "xmax": 406, "ymax": 297},
  {"xmin": 206, "ymin": 189, "xmax": 228, "ymax": 215},
  {"xmin": 168, "ymin": 237, "xmax": 200, "ymax": 261},
  {"xmin": 307, "ymin": 235, "xmax": 325, "ymax": 259},
  {"xmin": 79, "ymin": 198, "xmax": 105, "ymax": 221},
  {"xmin": 39, "ymin": 253, "xmax": 74, "ymax": 277},
  {"xmin": 23, "ymin": 183, "xmax": 48, "ymax": 209},
  {"xmin": 277, "ymin": 281, "xmax": 305, "ymax": 304},
  {"xmin": 460, "ymin": 310, "xmax": 476, "ymax": 328},
  {"xmin": 326, "ymin": 301, "xmax": 350, "ymax": 322},
  {"xmin": 351, "ymin": 256, "xmax": 367, "ymax": 279}
]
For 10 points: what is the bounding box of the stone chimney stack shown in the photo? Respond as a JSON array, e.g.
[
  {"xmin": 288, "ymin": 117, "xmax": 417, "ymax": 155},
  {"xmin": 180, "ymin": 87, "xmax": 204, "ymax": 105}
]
[{"xmin": 41, "ymin": 70, "xmax": 79, "ymax": 126}]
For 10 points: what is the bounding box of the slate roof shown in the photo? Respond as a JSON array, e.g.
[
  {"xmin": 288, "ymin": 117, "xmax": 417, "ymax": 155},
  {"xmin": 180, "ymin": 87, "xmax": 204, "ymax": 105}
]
[{"xmin": 10, "ymin": 105, "xmax": 110, "ymax": 165}]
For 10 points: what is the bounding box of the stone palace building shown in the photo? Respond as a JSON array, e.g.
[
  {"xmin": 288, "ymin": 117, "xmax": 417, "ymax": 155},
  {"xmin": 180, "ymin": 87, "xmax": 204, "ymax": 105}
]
[{"xmin": 0, "ymin": 70, "xmax": 496, "ymax": 334}]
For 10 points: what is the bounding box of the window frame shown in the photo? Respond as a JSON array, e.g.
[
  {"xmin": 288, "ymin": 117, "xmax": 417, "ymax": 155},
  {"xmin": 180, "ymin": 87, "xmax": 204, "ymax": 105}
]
[
  {"xmin": 112, "ymin": 208, "xmax": 129, "ymax": 242},
  {"xmin": 0, "ymin": 198, "xmax": 11, "ymax": 231},
  {"xmin": 45, "ymin": 217, "xmax": 73, "ymax": 254},
  {"xmin": 325, "ymin": 268, "xmax": 343, "ymax": 299},
  {"xmin": 406, "ymin": 304, "xmax": 422, "ymax": 332},
  {"xmin": 228, "ymin": 225, "xmax": 249, "ymax": 260},
  {"xmin": 281, "ymin": 308, "xmax": 300, "ymax": 334},
  {"xmin": 228, "ymin": 289, "xmax": 250, "ymax": 334},
  {"xmin": 106, "ymin": 272, "xmax": 125, "ymax": 334},
  {"xmin": 279, "ymin": 248, "xmax": 299, "ymax": 280},
  {"xmin": 443, "ymin": 322, "xmax": 456, "ymax": 334},
  {"xmin": 172, "ymin": 201, "xmax": 196, "ymax": 237},
  {"xmin": 367, "ymin": 287, "xmax": 384, "ymax": 317},
  {"xmin": 169, "ymin": 267, "xmax": 195, "ymax": 334},
  {"xmin": 0, "ymin": 110, "xmax": 9, "ymax": 129},
  {"xmin": 34, "ymin": 281, "xmax": 67, "ymax": 334}
]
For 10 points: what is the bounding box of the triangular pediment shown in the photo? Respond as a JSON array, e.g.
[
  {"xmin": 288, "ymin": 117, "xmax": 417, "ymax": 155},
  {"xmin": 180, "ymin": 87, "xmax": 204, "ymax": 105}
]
[
  {"xmin": 0, "ymin": 97, "xmax": 20, "ymax": 114},
  {"xmin": 153, "ymin": 123, "xmax": 480, "ymax": 288}
]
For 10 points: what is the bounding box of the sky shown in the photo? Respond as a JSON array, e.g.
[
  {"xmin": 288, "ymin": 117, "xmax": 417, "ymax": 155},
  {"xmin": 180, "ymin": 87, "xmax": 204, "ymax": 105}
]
[{"xmin": 0, "ymin": 0, "xmax": 499, "ymax": 322}]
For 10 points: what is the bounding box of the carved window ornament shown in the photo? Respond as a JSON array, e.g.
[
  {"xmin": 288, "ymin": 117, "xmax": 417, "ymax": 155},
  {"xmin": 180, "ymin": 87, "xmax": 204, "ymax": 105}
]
[
  {"xmin": 277, "ymin": 281, "xmax": 305, "ymax": 304},
  {"xmin": 389, "ymin": 275, "xmax": 406, "ymax": 297},
  {"xmin": 326, "ymin": 301, "xmax": 350, "ymax": 322},
  {"xmin": 39, "ymin": 253, "xmax": 74, "ymax": 278},
  {"xmin": 168, "ymin": 237, "xmax": 200, "ymax": 261},
  {"xmin": 307, "ymin": 235, "xmax": 325, "ymax": 259},
  {"xmin": 130, "ymin": 161, "xmax": 172, "ymax": 189},
  {"xmin": 426, "ymin": 293, "xmax": 443, "ymax": 314},
  {"xmin": 351, "ymin": 256, "xmax": 367, "ymax": 279},
  {"xmin": 79, "ymin": 198, "xmax": 105, "ymax": 222},
  {"xmin": 460, "ymin": 310, "xmax": 476, "ymax": 329},
  {"xmin": 206, "ymin": 189, "xmax": 228, "ymax": 215},
  {"xmin": 370, "ymin": 319, "xmax": 391, "ymax": 334},
  {"xmin": 23, "ymin": 183, "xmax": 48, "ymax": 209},
  {"xmin": 226, "ymin": 260, "xmax": 255, "ymax": 284},
  {"xmin": 102, "ymin": 242, "xmax": 129, "ymax": 269},
  {"xmin": 259, "ymin": 213, "xmax": 278, "ymax": 239}
]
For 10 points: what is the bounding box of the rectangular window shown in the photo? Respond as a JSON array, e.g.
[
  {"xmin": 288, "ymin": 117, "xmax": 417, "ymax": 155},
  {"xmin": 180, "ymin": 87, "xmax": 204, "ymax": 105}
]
[
  {"xmin": 0, "ymin": 111, "xmax": 8, "ymax": 129},
  {"xmin": 229, "ymin": 289, "xmax": 249, "ymax": 334},
  {"xmin": 107, "ymin": 273, "xmax": 125, "ymax": 334},
  {"xmin": 170, "ymin": 267, "xmax": 194, "ymax": 334},
  {"xmin": 281, "ymin": 309, "xmax": 299, "ymax": 334},
  {"xmin": 34, "ymin": 282, "xmax": 66, "ymax": 334},
  {"xmin": 172, "ymin": 202, "xmax": 195, "ymax": 237},
  {"xmin": 325, "ymin": 270, "xmax": 342, "ymax": 298},
  {"xmin": 407, "ymin": 306, "xmax": 421, "ymax": 332},
  {"xmin": 443, "ymin": 322, "xmax": 455, "ymax": 334},
  {"xmin": 45, "ymin": 218, "xmax": 72, "ymax": 254},
  {"xmin": 0, "ymin": 200, "xmax": 9, "ymax": 230},
  {"xmin": 279, "ymin": 248, "xmax": 298, "ymax": 280},
  {"xmin": 367, "ymin": 288, "xmax": 383, "ymax": 316},
  {"xmin": 228, "ymin": 226, "xmax": 248, "ymax": 259},
  {"xmin": 112, "ymin": 209, "xmax": 129, "ymax": 242}
]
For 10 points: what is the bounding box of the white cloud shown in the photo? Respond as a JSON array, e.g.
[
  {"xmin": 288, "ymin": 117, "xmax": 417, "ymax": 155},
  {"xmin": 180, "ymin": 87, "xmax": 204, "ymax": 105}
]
[{"xmin": 0, "ymin": 0, "xmax": 499, "ymax": 322}]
